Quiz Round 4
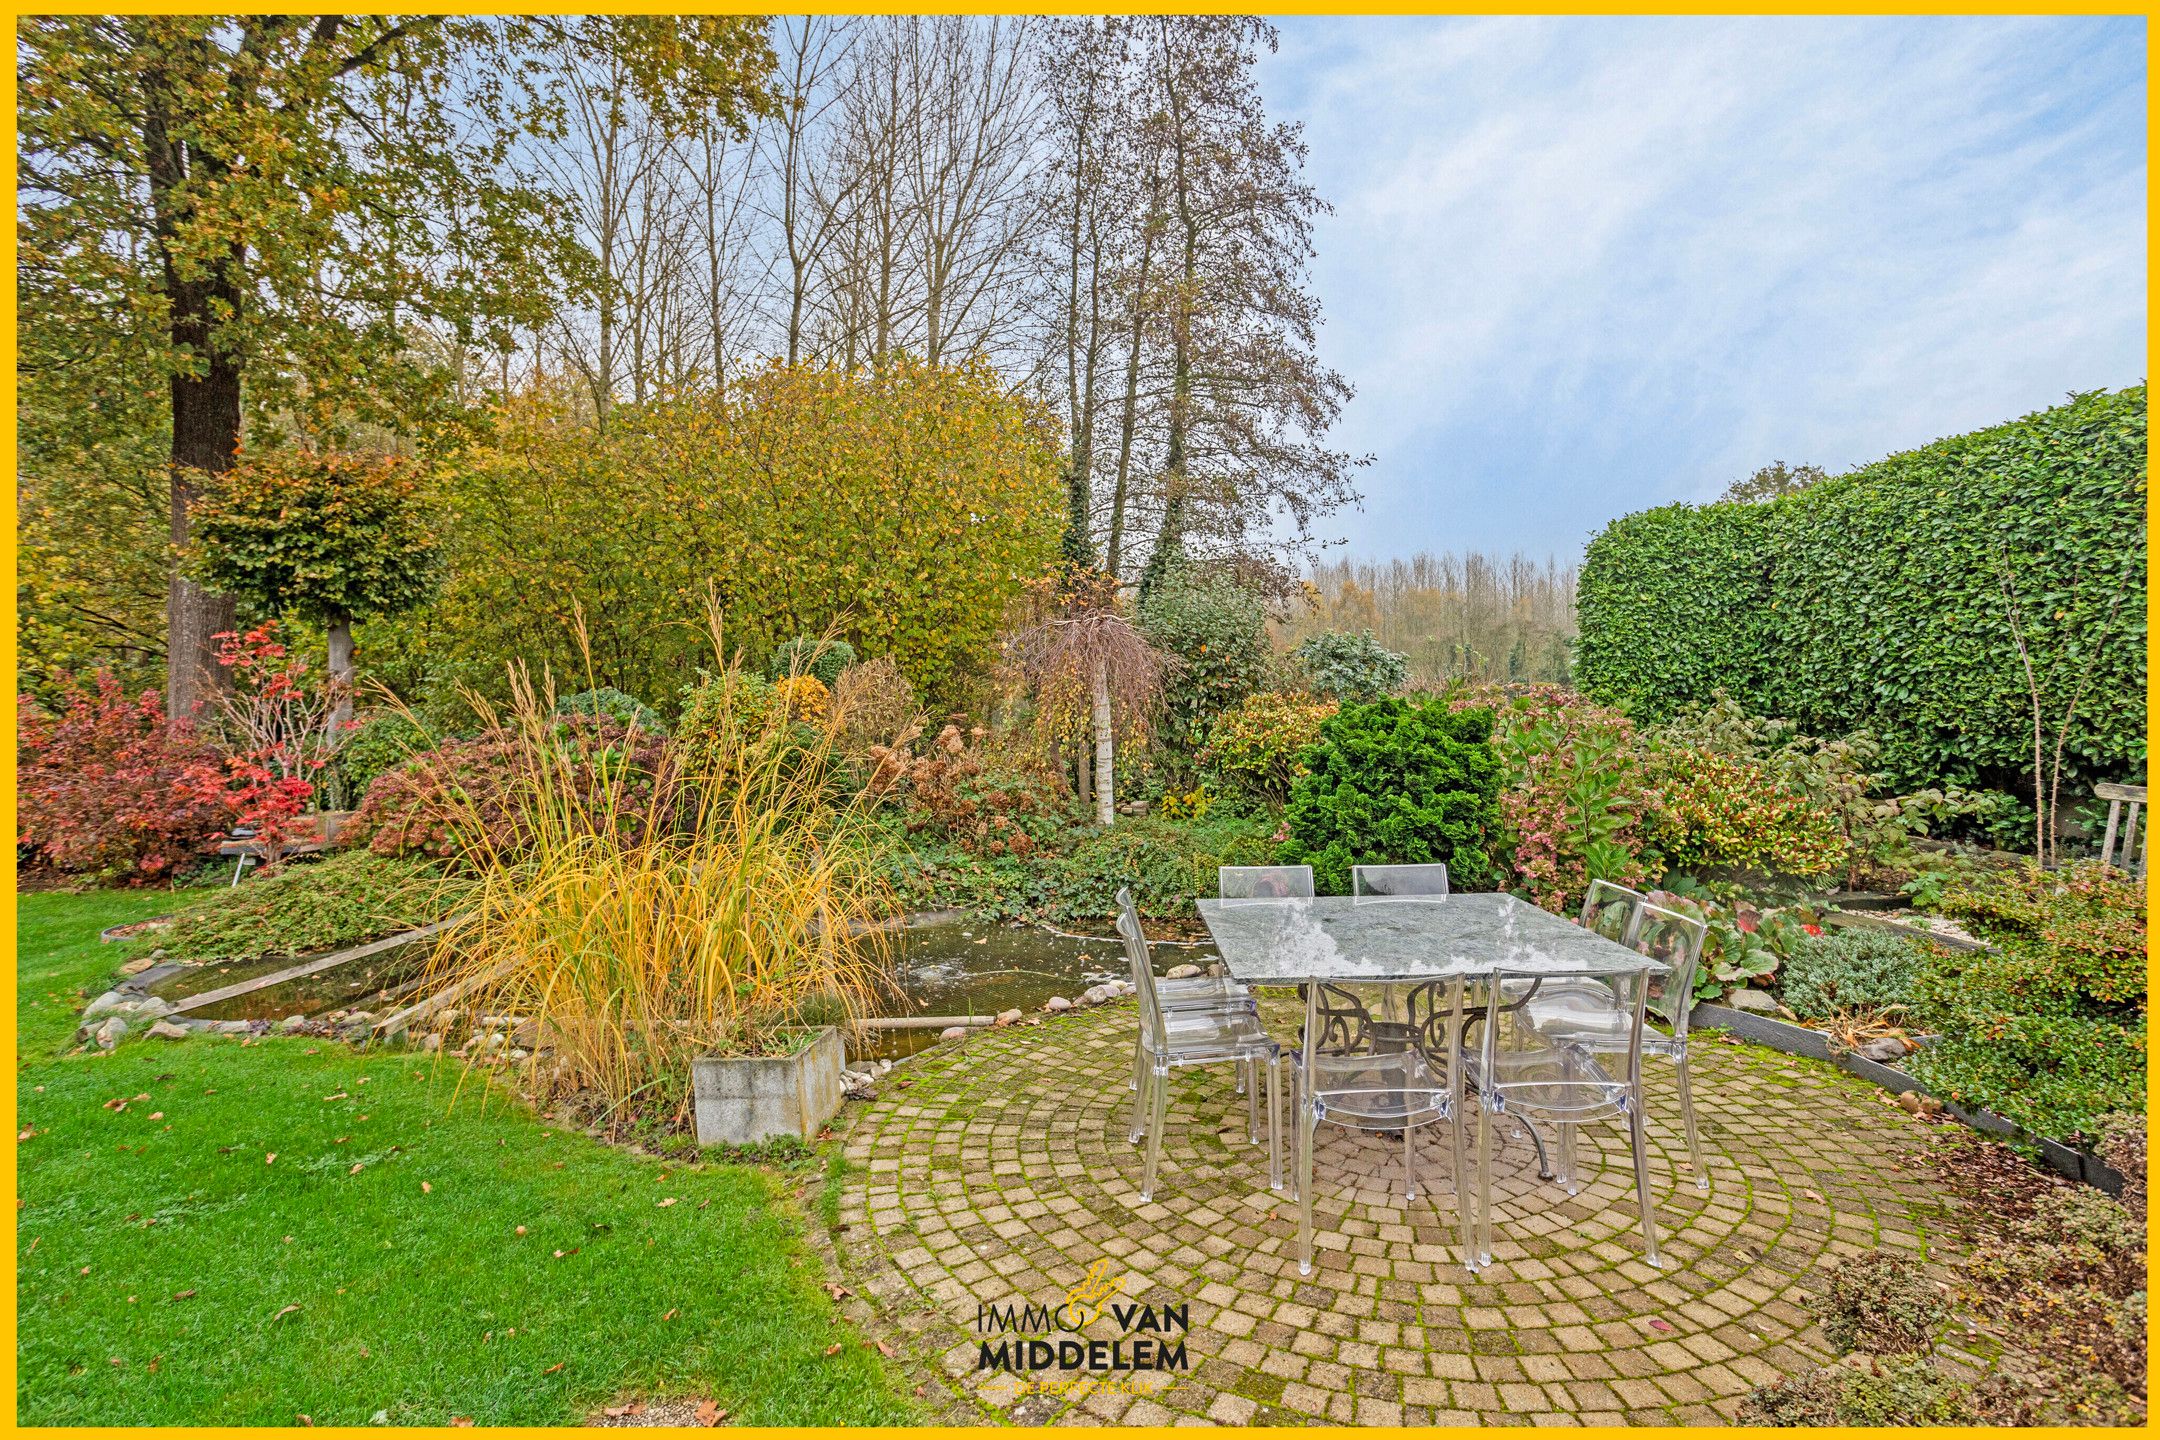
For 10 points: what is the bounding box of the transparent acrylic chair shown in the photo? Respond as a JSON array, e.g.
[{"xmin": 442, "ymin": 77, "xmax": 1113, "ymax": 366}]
[
  {"xmin": 1475, "ymin": 963, "xmax": 1662, "ymax": 1270},
  {"xmin": 1351, "ymin": 862, "xmax": 1451, "ymax": 899},
  {"xmin": 1524, "ymin": 901, "xmax": 1710, "ymax": 1191},
  {"xmin": 1117, "ymin": 888, "xmax": 1282, "ymax": 1202},
  {"xmin": 1577, "ymin": 879, "xmax": 1647, "ymax": 943},
  {"xmin": 1289, "ymin": 976, "xmax": 1470, "ymax": 1274}
]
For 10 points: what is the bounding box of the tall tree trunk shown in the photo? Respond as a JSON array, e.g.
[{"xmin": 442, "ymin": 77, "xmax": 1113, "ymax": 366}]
[
  {"xmin": 326, "ymin": 611, "xmax": 356, "ymax": 736},
  {"xmin": 1092, "ymin": 657, "xmax": 1116, "ymax": 827},
  {"xmin": 164, "ymin": 272, "xmax": 242, "ymax": 724}
]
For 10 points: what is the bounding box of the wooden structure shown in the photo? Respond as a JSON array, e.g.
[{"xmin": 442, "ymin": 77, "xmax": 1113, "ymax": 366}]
[{"xmin": 2095, "ymin": 782, "xmax": 2147, "ymax": 876}]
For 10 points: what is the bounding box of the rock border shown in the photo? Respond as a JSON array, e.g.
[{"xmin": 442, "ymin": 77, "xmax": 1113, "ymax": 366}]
[{"xmin": 1690, "ymin": 1001, "xmax": 2124, "ymax": 1194}]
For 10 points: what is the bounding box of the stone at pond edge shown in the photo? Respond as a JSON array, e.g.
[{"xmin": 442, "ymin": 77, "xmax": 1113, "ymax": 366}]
[
  {"xmin": 93, "ymin": 1016, "xmax": 127, "ymax": 1050},
  {"xmin": 1043, "ymin": 995, "xmax": 1073, "ymax": 1013},
  {"xmin": 146, "ymin": 1019, "xmax": 190, "ymax": 1041},
  {"xmin": 994, "ymin": 1008, "xmax": 1023, "ymax": 1026},
  {"xmin": 1725, "ymin": 988, "xmax": 1780, "ymax": 1015},
  {"xmin": 1165, "ymin": 964, "xmax": 1202, "ymax": 980},
  {"xmin": 278, "ymin": 1015, "xmax": 309, "ymax": 1033},
  {"xmin": 939, "ymin": 1026, "xmax": 969, "ymax": 1041}
]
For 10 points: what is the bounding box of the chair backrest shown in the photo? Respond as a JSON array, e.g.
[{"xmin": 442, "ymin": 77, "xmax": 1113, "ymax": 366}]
[
  {"xmin": 1351, "ymin": 862, "xmax": 1450, "ymax": 899},
  {"xmin": 1577, "ymin": 879, "xmax": 1645, "ymax": 945},
  {"xmin": 1219, "ymin": 865, "xmax": 1315, "ymax": 901},
  {"xmin": 1482, "ymin": 963, "xmax": 1651, "ymax": 1087},
  {"xmin": 1631, "ymin": 902, "xmax": 1706, "ymax": 1034},
  {"xmin": 1114, "ymin": 887, "xmax": 1168, "ymax": 1050}
]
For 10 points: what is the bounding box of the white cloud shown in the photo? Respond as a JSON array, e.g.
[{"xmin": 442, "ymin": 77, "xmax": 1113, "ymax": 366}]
[{"xmin": 1261, "ymin": 16, "xmax": 2147, "ymax": 558}]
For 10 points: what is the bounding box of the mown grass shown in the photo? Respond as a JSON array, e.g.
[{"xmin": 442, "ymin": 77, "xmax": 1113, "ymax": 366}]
[{"xmin": 15, "ymin": 888, "xmax": 916, "ymax": 1426}]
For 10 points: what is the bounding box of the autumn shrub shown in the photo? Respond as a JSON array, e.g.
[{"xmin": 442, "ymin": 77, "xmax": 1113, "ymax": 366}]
[
  {"xmin": 158, "ymin": 850, "xmax": 469, "ymax": 963},
  {"xmin": 1908, "ymin": 862, "xmax": 2146, "ymax": 1144},
  {"xmin": 675, "ymin": 669, "xmax": 780, "ymax": 775},
  {"xmin": 830, "ymin": 657, "xmax": 918, "ymax": 761},
  {"xmin": 864, "ymin": 722, "xmax": 1068, "ymax": 858},
  {"xmin": 768, "ymin": 636, "xmax": 856, "ymax": 687},
  {"xmin": 772, "ymin": 674, "xmax": 830, "ymax": 727},
  {"xmin": 349, "ymin": 717, "xmax": 668, "ymax": 865},
  {"xmin": 1289, "ymin": 629, "xmax": 1407, "ymax": 701},
  {"xmin": 339, "ymin": 711, "xmax": 445, "ymax": 800},
  {"xmin": 1029, "ymin": 812, "xmax": 1277, "ymax": 926},
  {"xmin": 16, "ymin": 672, "xmax": 232, "ymax": 883},
  {"xmin": 1638, "ymin": 750, "xmax": 1848, "ymax": 879},
  {"xmin": 1198, "ymin": 691, "xmax": 1337, "ymax": 806},
  {"xmin": 1136, "ymin": 561, "xmax": 1274, "ymax": 743},
  {"xmin": 1811, "ymin": 1250, "xmax": 1946, "ymax": 1355},
  {"xmin": 556, "ymin": 687, "xmax": 665, "ymax": 734},
  {"xmin": 1278, "ymin": 696, "xmax": 1504, "ymax": 894},
  {"xmin": 1486, "ymin": 686, "xmax": 1655, "ymax": 909}
]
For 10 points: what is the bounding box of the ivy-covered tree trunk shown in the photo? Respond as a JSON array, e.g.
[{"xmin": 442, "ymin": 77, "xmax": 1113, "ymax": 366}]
[{"xmin": 1092, "ymin": 657, "xmax": 1117, "ymax": 827}]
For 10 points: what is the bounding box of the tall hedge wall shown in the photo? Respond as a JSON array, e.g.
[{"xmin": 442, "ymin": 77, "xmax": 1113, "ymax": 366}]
[{"xmin": 1577, "ymin": 386, "xmax": 2147, "ymax": 795}]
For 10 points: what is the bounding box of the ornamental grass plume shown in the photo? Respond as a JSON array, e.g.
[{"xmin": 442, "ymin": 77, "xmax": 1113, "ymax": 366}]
[{"xmin": 416, "ymin": 616, "xmax": 897, "ymax": 1131}]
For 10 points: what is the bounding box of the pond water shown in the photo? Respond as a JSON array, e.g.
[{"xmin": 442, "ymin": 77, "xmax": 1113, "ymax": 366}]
[{"xmin": 147, "ymin": 916, "xmax": 1220, "ymax": 1054}]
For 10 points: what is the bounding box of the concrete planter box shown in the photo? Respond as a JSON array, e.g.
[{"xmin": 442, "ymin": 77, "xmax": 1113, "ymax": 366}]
[
  {"xmin": 691, "ymin": 1027, "xmax": 845, "ymax": 1146},
  {"xmin": 1690, "ymin": 1002, "xmax": 2124, "ymax": 1195}
]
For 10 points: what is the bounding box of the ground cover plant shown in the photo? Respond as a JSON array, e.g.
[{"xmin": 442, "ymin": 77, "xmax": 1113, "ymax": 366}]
[
  {"xmin": 1906, "ymin": 861, "xmax": 2145, "ymax": 1145},
  {"xmin": 154, "ymin": 852, "xmax": 470, "ymax": 964},
  {"xmin": 15, "ymin": 890, "xmax": 914, "ymax": 1426}
]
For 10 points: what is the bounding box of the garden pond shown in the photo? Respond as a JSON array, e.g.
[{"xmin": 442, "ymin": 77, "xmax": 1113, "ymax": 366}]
[{"xmin": 142, "ymin": 916, "xmax": 1221, "ymax": 1056}]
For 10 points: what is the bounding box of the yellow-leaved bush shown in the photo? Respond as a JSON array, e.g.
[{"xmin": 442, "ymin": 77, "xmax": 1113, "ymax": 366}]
[{"xmin": 411, "ymin": 357, "xmax": 1062, "ymax": 709}]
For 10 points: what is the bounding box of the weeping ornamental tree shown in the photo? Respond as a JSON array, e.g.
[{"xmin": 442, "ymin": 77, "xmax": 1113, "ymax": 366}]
[
  {"xmin": 1006, "ymin": 572, "xmax": 1166, "ymax": 826},
  {"xmin": 184, "ymin": 449, "xmax": 441, "ymax": 733}
]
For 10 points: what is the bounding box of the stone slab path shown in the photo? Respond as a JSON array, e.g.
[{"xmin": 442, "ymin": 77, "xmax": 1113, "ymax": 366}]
[{"xmin": 828, "ymin": 999, "xmax": 1989, "ymax": 1426}]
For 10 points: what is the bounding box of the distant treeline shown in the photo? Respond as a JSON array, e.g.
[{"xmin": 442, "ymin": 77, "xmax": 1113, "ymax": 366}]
[{"xmin": 1277, "ymin": 552, "xmax": 1579, "ymax": 686}]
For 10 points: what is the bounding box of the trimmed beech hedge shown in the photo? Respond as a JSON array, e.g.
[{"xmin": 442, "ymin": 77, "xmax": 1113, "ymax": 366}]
[{"xmin": 1577, "ymin": 387, "xmax": 2147, "ymax": 794}]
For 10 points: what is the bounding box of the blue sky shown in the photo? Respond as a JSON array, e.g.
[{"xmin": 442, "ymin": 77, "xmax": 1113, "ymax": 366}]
[{"xmin": 1258, "ymin": 15, "xmax": 2147, "ymax": 562}]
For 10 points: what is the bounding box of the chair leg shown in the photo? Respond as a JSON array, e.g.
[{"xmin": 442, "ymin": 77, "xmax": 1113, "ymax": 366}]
[
  {"xmin": 1447, "ymin": 1106, "xmax": 1472, "ymax": 1267},
  {"xmin": 1296, "ymin": 1095, "xmax": 1317, "ymax": 1275},
  {"xmin": 1403, "ymin": 1118, "xmax": 1418, "ymax": 1201},
  {"xmin": 1267, "ymin": 1053, "xmax": 1283, "ymax": 1191},
  {"xmin": 1674, "ymin": 1054, "xmax": 1709, "ymax": 1192},
  {"xmin": 1236, "ymin": 1056, "xmax": 1248, "ymax": 1096},
  {"xmin": 1247, "ymin": 1058, "xmax": 1261, "ymax": 1144},
  {"xmin": 1141, "ymin": 1064, "xmax": 1170, "ymax": 1201},
  {"xmin": 1129, "ymin": 1048, "xmax": 1150, "ymax": 1144},
  {"xmin": 1475, "ymin": 1102, "xmax": 1494, "ymax": 1267},
  {"xmin": 1129, "ymin": 1038, "xmax": 1143, "ymax": 1092},
  {"xmin": 1628, "ymin": 1098, "xmax": 1663, "ymax": 1268}
]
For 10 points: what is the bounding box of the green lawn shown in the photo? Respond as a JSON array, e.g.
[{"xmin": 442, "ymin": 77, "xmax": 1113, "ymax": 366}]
[{"xmin": 15, "ymin": 889, "xmax": 917, "ymax": 1426}]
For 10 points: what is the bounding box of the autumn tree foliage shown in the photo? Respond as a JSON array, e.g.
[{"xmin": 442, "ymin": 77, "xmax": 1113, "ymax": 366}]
[
  {"xmin": 16, "ymin": 16, "xmax": 777, "ymax": 717},
  {"xmin": 430, "ymin": 358, "xmax": 1063, "ymax": 705}
]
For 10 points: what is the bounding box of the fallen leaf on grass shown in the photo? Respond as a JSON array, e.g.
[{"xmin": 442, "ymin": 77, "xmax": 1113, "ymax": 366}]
[
  {"xmin": 421, "ymin": 1182, "xmax": 432, "ymax": 1194},
  {"xmin": 272, "ymin": 1304, "xmax": 302, "ymax": 1322},
  {"xmin": 661, "ymin": 1309, "xmax": 678, "ymax": 1322},
  {"xmin": 543, "ymin": 1362, "xmax": 565, "ymax": 1375},
  {"xmin": 873, "ymin": 1340, "xmax": 895, "ymax": 1358},
  {"xmin": 172, "ymin": 1289, "xmax": 196, "ymax": 1301},
  {"xmin": 693, "ymin": 1400, "xmax": 725, "ymax": 1426},
  {"xmin": 295, "ymin": 1415, "xmax": 313, "ymax": 1427},
  {"xmin": 823, "ymin": 1283, "xmax": 851, "ymax": 1300},
  {"xmin": 657, "ymin": 1197, "xmax": 678, "ymax": 1208},
  {"xmin": 18, "ymin": 1127, "xmax": 37, "ymax": 1141},
  {"xmin": 349, "ymin": 1163, "xmax": 364, "ymax": 1176},
  {"xmin": 450, "ymin": 1417, "xmax": 473, "ymax": 1427},
  {"xmin": 823, "ymin": 1343, "xmax": 843, "ymax": 1356},
  {"xmin": 265, "ymin": 1153, "xmax": 276, "ymax": 1166}
]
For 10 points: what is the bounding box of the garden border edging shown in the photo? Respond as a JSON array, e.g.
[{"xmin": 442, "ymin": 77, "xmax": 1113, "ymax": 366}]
[{"xmin": 1689, "ymin": 1002, "xmax": 2124, "ymax": 1195}]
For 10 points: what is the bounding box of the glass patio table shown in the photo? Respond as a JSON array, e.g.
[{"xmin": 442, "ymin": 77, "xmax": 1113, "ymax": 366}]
[
  {"xmin": 1196, "ymin": 892, "xmax": 1671, "ymax": 1181},
  {"xmin": 1195, "ymin": 892, "xmax": 1670, "ymax": 987}
]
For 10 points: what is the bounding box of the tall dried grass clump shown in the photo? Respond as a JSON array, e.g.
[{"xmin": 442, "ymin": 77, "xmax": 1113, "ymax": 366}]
[{"xmin": 421, "ymin": 653, "xmax": 896, "ymax": 1132}]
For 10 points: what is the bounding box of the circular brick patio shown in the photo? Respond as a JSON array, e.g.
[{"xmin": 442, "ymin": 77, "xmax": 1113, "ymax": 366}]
[{"xmin": 829, "ymin": 999, "xmax": 1990, "ymax": 1425}]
